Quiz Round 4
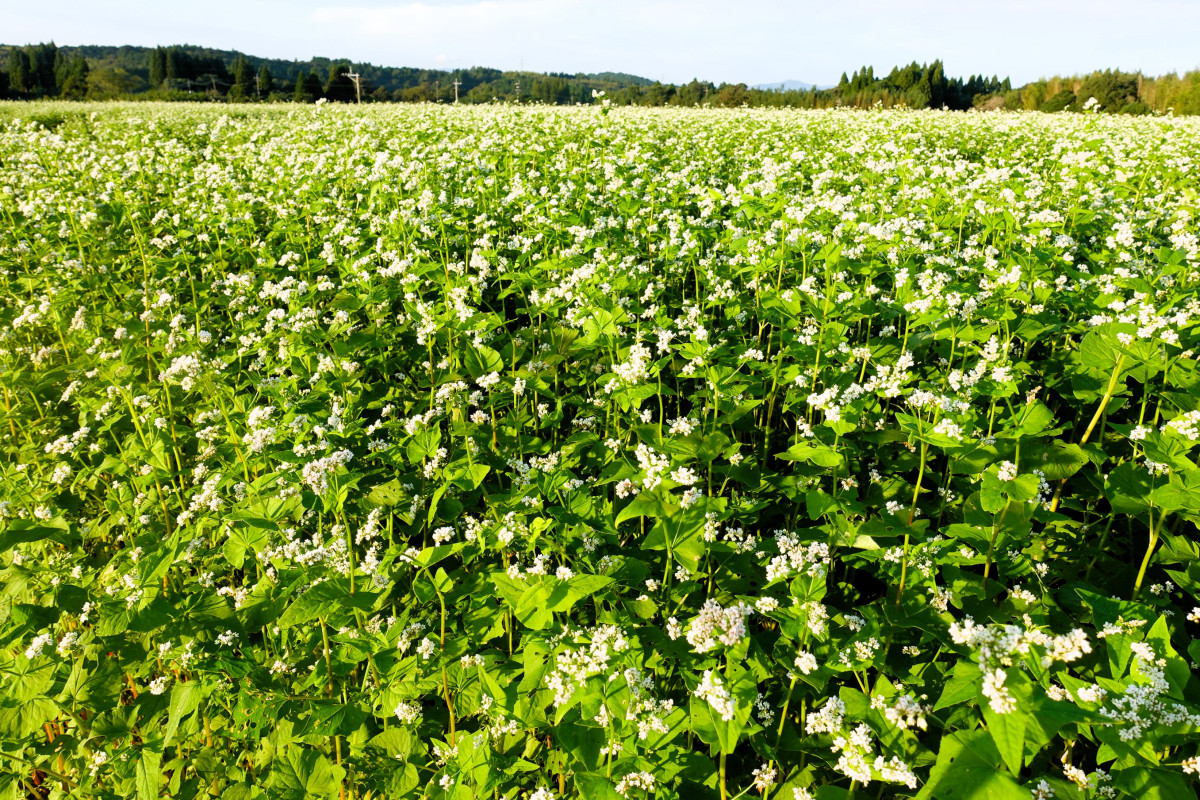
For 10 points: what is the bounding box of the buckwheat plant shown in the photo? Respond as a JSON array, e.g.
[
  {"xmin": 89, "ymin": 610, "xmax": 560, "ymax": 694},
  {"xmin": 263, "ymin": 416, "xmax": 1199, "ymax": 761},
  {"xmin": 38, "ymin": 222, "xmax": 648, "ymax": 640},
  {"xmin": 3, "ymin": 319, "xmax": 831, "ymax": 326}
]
[{"xmin": 2, "ymin": 101, "xmax": 1200, "ymax": 800}]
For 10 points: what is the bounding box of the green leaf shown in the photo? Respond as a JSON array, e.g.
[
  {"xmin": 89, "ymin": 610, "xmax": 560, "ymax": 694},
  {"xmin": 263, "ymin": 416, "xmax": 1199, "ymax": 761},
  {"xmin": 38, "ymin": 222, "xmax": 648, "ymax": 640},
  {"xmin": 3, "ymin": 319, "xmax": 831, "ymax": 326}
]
[
  {"xmin": 0, "ymin": 654, "xmax": 56, "ymax": 703},
  {"xmin": 979, "ymin": 474, "xmax": 1008, "ymax": 513},
  {"xmin": 136, "ymin": 748, "xmax": 162, "ymax": 800},
  {"xmin": 778, "ymin": 440, "xmax": 844, "ymax": 468},
  {"xmin": 277, "ymin": 579, "xmax": 378, "ymax": 629},
  {"xmin": 1015, "ymin": 401, "xmax": 1055, "ymax": 436},
  {"xmin": 575, "ymin": 773, "xmax": 621, "ymax": 800},
  {"xmin": 1078, "ymin": 327, "xmax": 1128, "ymax": 379},
  {"xmin": 307, "ymin": 702, "xmax": 369, "ymax": 736},
  {"xmin": 366, "ymin": 479, "xmax": 404, "ymax": 507},
  {"xmin": 546, "ymin": 575, "xmax": 614, "ymax": 614},
  {"xmin": 463, "ymin": 344, "xmax": 503, "ymax": 379},
  {"xmin": 515, "ymin": 583, "xmax": 554, "ymax": 630},
  {"xmin": 224, "ymin": 524, "xmax": 269, "ymax": 569},
  {"xmin": 0, "ymin": 696, "xmax": 58, "ymax": 738},
  {"xmin": 555, "ymin": 717, "xmax": 605, "ymax": 771},
  {"xmin": 982, "ymin": 703, "xmax": 1025, "ymax": 775},
  {"xmin": 615, "ymin": 492, "xmax": 669, "ymax": 525},
  {"xmin": 1106, "ymin": 462, "xmax": 1152, "ymax": 514},
  {"xmin": 367, "ymin": 728, "xmax": 413, "ymax": 759},
  {"xmin": 935, "ymin": 661, "xmax": 982, "ymax": 710},
  {"xmin": 406, "ymin": 427, "xmax": 442, "ymax": 465},
  {"xmin": 164, "ymin": 681, "xmax": 202, "ymax": 747},
  {"xmin": 916, "ymin": 730, "xmax": 1025, "ymax": 800},
  {"xmin": 0, "ymin": 518, "xmax": 71, "ymax": 553},
  {"xmin": 1026, "ymin": 440, "xmax": 1088, "ymax": 480},
  {"xmin": 1144, "ymin": 615, "xmax": 1192, "ymax": 696},
  {"xmin": 688, "ymin": 670, "xmax": 755, "ymax": 754},
  {"xmin": 268, "ymin": 748, "xmax": 345, "ymax": 800},
  {"xmin": 490, "ymin": 573, "xmax": 527, "ymax": 609},
  {"xmin": 1114, "ymin": 766, "xmax": 1196, "ymax": 800},
  {"xmin": 642, "ymin": 503, "xmax": 706, "ymax": 572}
]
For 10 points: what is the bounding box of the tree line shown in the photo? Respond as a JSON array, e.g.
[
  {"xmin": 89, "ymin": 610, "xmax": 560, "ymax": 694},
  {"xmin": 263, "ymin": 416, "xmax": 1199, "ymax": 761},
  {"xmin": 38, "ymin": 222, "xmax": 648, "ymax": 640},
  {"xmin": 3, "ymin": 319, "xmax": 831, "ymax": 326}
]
[
  {"xmin": 2, "ymin": 43, "xmax": 1199, "ymax": 115},
  {"xmin": 0, "ymin": 44, "xmax": 653, "ymax": 104}
]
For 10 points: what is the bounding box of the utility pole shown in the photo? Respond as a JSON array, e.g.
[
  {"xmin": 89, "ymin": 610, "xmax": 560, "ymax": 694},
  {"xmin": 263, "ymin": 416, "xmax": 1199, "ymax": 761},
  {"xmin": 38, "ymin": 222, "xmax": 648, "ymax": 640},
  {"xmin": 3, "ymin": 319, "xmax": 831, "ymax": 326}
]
[
  {"xmin": 347, "ymin": 70, "xmax": 362, "ymax": 103},
  {"xmin": 453, "ymin": 77, "xmax": 461, "ymax": 103},
  {"xmin": 514, "ymin": 80, "xmax": 520, "ymax": 102},
  {"xmin": 254, "ymin": 74, "xmax": 260, "ymax": 99}
]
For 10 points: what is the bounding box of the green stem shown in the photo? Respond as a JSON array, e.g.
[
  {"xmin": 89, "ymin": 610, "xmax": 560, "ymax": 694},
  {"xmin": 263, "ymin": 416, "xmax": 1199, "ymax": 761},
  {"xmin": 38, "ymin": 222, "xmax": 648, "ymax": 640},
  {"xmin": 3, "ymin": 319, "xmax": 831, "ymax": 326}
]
[
  {"xmin": 982, "ymin": 502, "xmax": 1011, "ymax": 593},
  {"xmin": 1132, "ymin": 508, "xmax": 1167, "ymax": 599},
  {"xmin": 896, "ymin": 441, "xmax": 928, "ymax": 605},
  {"xmin": 1080, "ymin": 355, "xmax": 1125, "ymax": 446}
]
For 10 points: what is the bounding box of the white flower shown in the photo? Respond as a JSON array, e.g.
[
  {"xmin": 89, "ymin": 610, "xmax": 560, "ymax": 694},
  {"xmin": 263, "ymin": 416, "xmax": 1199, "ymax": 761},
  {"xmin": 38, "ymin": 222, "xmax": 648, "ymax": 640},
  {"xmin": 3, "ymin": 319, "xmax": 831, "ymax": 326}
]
[
  {"xmin": 694, "ymin": 670, "xmax": 736, "ymax": 721},
  {"xmin": 417, "ymin": 637, "xmax": 438, "ymax": 660},
  {"xmin": 395, "ymin": 700, "xmax": 422, "ymax": 724},
  {"xmin": 751, "ymin": 764, "xmax": 776, "ymax": 791},
  {"xmin": 56, "ymin": 631, "xmax": 80, "ymax": 656},
  {"xmin": 1031, "ymin": 779, "xmax": 1055, "ymax": 800},
  {"xmin": 685, "ymin": 600, "xmax": 753, "ymax": 653},
  {"xmin": 25, "ymin": 633, "xmax": 53, "ymax": 659},
  {"xmin": 982, "ymin": 668, "xmax": 1016, "ymax": 714},
  {"xmin": 615, "ymin": 772, "xmax": 655, "ymax": 797},
  {"xmin": 670, "ymin": 467, "xmax": 698, "ymax": 485},
  {"xmin": 755, "ymin": 597, "xmax": 779, "ymax": 614},
  {"xmin": 88, "ymin": 750, "xmax": 108, "ymax": 776},
  {"xmin": 932, "ymin": 418, "xmax": 962, "ymax": 440}
]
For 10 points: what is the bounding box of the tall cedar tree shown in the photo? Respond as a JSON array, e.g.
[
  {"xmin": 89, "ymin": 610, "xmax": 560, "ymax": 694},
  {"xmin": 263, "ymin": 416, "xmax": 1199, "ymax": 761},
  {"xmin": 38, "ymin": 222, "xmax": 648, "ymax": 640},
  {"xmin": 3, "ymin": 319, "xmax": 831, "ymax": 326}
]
[
  {"xmin": 58, "ymin": 55, "xmax": 88, "ymax": 99},
  {"xmin": 293, "ymin": 69, "xmax": 313, "ymax": 102},
  {"xmin": 257, "ymin": 64, "xmax": 274, "ymax": 96},
  {"xmin": 230, "ymin": 54, "xmax": 253, "ymax": 100},
  {"xmin": 7, "ymin": 49, "xmax": 31, "ymax": 94},
  {"xmin": 325, "ymin": 64, "xmax": 356, "ymax": 102},
  {"xmin": 304, "ymin": 71, "xmax": 325, "ymax": 101},
  {"xmin": 149, "ymin": 48, "xmax": 166, "ymax": 88}
]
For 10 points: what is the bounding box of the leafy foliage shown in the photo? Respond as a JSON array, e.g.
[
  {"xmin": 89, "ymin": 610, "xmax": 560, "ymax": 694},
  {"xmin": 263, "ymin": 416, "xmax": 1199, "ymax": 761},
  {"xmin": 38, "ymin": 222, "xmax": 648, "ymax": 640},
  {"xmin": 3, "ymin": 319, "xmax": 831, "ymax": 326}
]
[{"xmin": 1, "ymin": 103, "xmax": 1200, "ymax": 800}]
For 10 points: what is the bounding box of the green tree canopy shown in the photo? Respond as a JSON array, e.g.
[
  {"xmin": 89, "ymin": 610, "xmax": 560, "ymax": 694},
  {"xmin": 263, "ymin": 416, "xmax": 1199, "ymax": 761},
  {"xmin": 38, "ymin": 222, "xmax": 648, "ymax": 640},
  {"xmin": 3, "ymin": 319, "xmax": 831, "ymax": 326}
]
[
  {"xmin": 324, "ymin": 63, "xmax": 356, "ymax": 102},
  {"xmin": 293, "ymin": 69, "xmax": 313, "ymax": 102},
  {"xmin": 257, "ymin": 64, "xmax": 274, "ymax": 96}
]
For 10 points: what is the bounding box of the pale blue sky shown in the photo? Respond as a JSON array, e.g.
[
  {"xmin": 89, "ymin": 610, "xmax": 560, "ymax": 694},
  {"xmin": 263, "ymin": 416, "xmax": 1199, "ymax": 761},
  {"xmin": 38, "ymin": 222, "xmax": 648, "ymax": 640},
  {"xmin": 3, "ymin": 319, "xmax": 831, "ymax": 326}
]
[{"xmin": 9, "ymin": 0, "xmax": 1200, "ymax": 86}]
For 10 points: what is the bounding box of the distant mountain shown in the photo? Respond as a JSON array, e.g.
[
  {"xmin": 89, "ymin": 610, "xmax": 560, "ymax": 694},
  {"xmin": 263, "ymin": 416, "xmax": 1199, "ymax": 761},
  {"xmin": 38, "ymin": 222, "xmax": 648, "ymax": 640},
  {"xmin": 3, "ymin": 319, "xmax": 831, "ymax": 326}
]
[{"xmin": 753, "ymin": 80, "xmax": 828, "ymax": 91}]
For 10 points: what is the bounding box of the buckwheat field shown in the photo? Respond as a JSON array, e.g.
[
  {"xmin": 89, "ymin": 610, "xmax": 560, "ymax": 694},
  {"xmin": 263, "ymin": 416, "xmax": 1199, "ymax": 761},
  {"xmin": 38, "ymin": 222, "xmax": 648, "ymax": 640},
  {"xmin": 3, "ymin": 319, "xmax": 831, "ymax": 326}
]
[{"xmin": 2, "ymin": 103, "xmax": 1200, "ymax": 800}]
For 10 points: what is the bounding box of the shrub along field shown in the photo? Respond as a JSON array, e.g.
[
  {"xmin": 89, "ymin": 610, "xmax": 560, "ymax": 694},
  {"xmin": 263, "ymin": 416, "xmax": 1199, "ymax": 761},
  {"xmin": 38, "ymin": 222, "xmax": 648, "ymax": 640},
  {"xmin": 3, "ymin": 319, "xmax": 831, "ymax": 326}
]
[{"xmin": 1, "ymin": 102, "xmax": 1200, "ymax": 800}]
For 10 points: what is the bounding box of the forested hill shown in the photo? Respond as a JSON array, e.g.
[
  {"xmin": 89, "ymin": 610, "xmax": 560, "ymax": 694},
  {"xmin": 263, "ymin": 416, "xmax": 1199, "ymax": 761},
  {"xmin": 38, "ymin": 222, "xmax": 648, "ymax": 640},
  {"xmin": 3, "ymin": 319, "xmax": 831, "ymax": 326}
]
[
  {"xmin": 0, "ymin": 43, "xmax": 656, "ymax": 104},
  {"xmin": 0, "ymin": 44, "xmax": 1014, "ymax": 109},
  {"xmin": 2, "ymin": 41, "xmax": 1199, "ymax": 114}
]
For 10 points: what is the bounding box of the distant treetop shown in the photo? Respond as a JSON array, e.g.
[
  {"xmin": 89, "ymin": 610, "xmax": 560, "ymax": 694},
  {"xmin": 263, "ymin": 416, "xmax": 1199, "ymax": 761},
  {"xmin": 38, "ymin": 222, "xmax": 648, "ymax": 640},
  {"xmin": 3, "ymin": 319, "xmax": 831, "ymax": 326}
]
[{"xmin": 0, "ymin": 43, "xmax": 1196, "ymax": 114}]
